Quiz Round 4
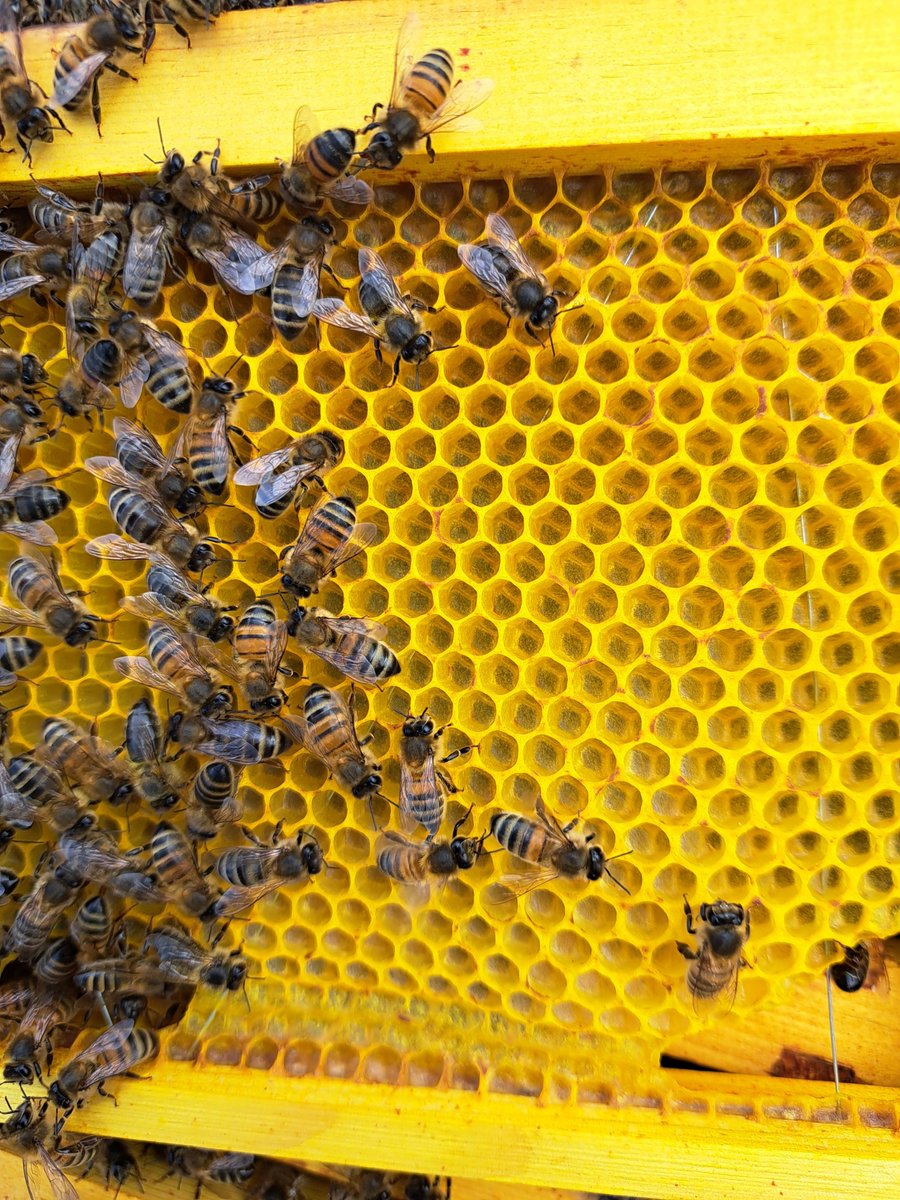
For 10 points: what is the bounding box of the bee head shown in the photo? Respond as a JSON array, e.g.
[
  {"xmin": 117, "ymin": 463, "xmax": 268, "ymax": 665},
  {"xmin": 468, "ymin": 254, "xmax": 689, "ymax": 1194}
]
[
  {"xmin": 531, "ymin": 294, "xmax": 560, "ymax": 330},
  {"xmin": 160, "ymin": 151, "xmax": 184, "ymax": 183},
  {"xmin": 252, "ymin": 692, "xmax": 285, "ymax": 714},
  {"xmin": 201, "ymin": 689, "xmax": 234, "ymax": 717},
  {"xmin": 17, "ymin": 109, "xmax": 52, "ymax": 144},
  {"xmin": 145, "ymin": 185, "xmax": 170, "ymax": 207},
  {"xmin": 282, "ymin": 574, "xmax": 312, "ymax": 599},
  {"xmin": 402, "ymin": 711, "xmax": 433, "ymax": 739},
  {"xmin": 361, "ymin": 132, "xmax": 402, "ymax": 171},
  {"xmin": 352, "ymin": 771, "xmax": 382, "ymax": 798},
  {"xmin": 64, "ymin": 619, "xmax": 98, "ymax": 647},
  {"xmin": 301, "ymin": 840, "xmax": 324, "ymax": 875},
  {"xmin": 47, "ymin": 1082, "xmax": 72, "ymax": 1113},
  {"xmin": 226, "ymin": 958, "xmax": 248, "ymax": 991},
  {"xmin": 175, "ymin": 484, "xmax": 204, "ymax": 515},
  {"xmin": 15, "ymin": 397, "xmax": 43, "ymax": 420},
  {"xmin": 585, "ymin": 845, "xmax": 606, "ymax": 881},
  {"xmin": 208, "ymin": 615, "xmax": 236, "ymax": 642},
  {"xmin": 20, "ymin": 354, "xmax": 47, "ymax": 387},
  {"xmin": 402, "ymin": 333, "xmax": 434, "ymax": 364},
  {"xmin": 187, "ymin": 542, "xmax": 216, "ymax": 572},
  {"xmin": 3, "ymin": 1063, "xmax": 33, "ymax": 1084}
]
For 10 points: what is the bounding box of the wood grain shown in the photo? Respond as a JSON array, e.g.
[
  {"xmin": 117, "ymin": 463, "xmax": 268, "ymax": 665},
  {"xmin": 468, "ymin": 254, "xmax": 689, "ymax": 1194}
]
[{"xmin": 1, "ymin": 0, "xmax": 899, "ymax": 197}]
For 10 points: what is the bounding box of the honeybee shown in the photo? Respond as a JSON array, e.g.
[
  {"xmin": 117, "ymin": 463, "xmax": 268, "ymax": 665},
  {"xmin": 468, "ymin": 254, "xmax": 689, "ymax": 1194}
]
[
  {"xmin": 65, "ymin": 225, "xmax": 122, "ymax": 360},
  {"xmin": 231, "ymin": 599, "xmax": 288, "ymax": 713},
  {"xmin": 169, "ymin": 713, "xmax": 291, "ymax": 765},
  {"xmin": 0, "ymin": 0, "xmax": 70, "ymax": 164},
  {"xmin": 213, "ymin": 822, "xmax": 323, "ymax": 917},
  {"xmin": 228, "ymin": 216, "xmax": 337, "ymax": 342},
  {"xmin": 5, "ymin": 752, "xmax": 84, "ymax": 832},
  {"xmin": 85, "ymin": 502, "xmax": 217, "ymax": 573},
  {"xmin": 233, "ymin": 429, "xmax": 343, "ymax": 520},
  {"xmin": 180, "ymin": 209, "xmax": 270, "ymax": 291},
  {"xmin": 458, "ymin": 213, "xmax": 575, "ymax": 354},
  {"xmin": 279, "ymin": 105, "xmax": 373, "ymax": 213},
  {"xmin": 179, "ymin": 370, "xmax": 249, "ymax": 498},
  {"xmin": 676, "ymin": 896, "xmax": 751, "ymax": 1012},
  {"xmin": 2, "ymin": 989, "xmax": 75, "ymax": 1084},
  {"xmin": 103, "ymin": 1139, "xmax": 142, "ymax": 1198},
  {"xmin": 123, "ymin": 184, "xmax": 177, "ymax": 307},
  {"xmin": 0, "ymin": 553, "xmax": 100, "ymax": 648},
  {"xmin": 279, "ymin": 492, "xmax": 377, "ymax": 598},
  {"xmin": 490, "ymin": 798, "xmax": 631, "ymax": 898},
  {"xmin": 356, "ymin": 13, "xmax": 493, "ymax": 170},
  {"xmin": 831, "ymin": 940, "xmax": 890, "ymax": 995},
  {"xmin": 313, "ymin": 248, "xmax": 444, "ymax": 386},
  {"xmin": 47, "ymin": 1018, "xmax": 158, "ymax": 1120},
  {"xmin": 142, "ymin": 322, "xmax": 193, "ymax": 413},
  {"xmin": 0, "ymin": 431, "xmax": 68, "ymax": 545},
  {"xmin": 4, "ymin": 868, "xmax": 82, "ymax": 962},
  {"xmin": 122, "ymin": 555, "xmax": 234, "ymax": 642},
  {"xmin": 29, "ymin": 178, "xmax": 128, "ymax": 243},
  {"xmin": 144, "ymin": 917, "xmax": 247, "ymax": 989},
  {"xmin": 162, "ymin": 139, "xmax": 279, "ymax": 224},
  {"xmin": 0, "ymin": 347, "xmax": 47, "ymax": 399},
  {"xmin": 50, "ymin": 0, "xmax": 147, "ymax": 135},
  {"xmin": 81, "ymin": 310, "xmax": 150, "ymax": 409},
  {"xmin": 186, "ymin": 760, "xmax": 241, "ymax": 841},
  {"xmin": 87, "ymin": 416, "xmax": 204, "ymax": 517},
  {"xmin": 0, "ymin": 393, "xmax": 51, "ymax": 442},
  {"xmin": 288, "ymin": 682, "xmax": 382, "ymax": 806},
  {"xmin": 0, "ymin": 233, "xmax": 69, "ymax": 303},
  {"xmin": 398, "ymin": 709, "xmax": 475, "ymax": 838},
  {"xmin": 0, "ymin": 1097, "xmax": 78, "ymax": 1200},
  {"xmin": 286, "ymin": 606, "xmax": 401, "ymax": 688},
  {"xmin": 53, "ymin": 365, "xmax": 115, "ymax": 426},
  {"xmin": 115, "ymin": 620, "xmax": 235, "ymax": 717},
  {"xmin": 0, "ymin": 631, "xmax": 43, "ymax": 685},
  {"xmin": 73, "ymin": 955, "xmax": 177, "ymax": 1020},
  {"xmin": 33, "ymin": 936, "xmax": 80, "ymax": 987},
  {"xmin": 377, "ymin": 808, "xmax": 486, "ymax": 885},
  {"xmin": 40, "ymin": 716, "xmax": 135, "ymax": 806},
  {"xmin": 122, "ymin": 697, "xmax": 181, "ymax": 812},
  {"xmin": 148, "ymin": 820, "xmax": 220, "ymax": 918},
  {"xmin": 54, "ymin": 819, "xmax": 145, "ymax": 891},
  {"xmin": 68, "ymin": 893, "xmax": 114, "ymax": 957},
  {"xmin": 164, "ymin": 1147, "xmax": 256, "ymax": 1195}
]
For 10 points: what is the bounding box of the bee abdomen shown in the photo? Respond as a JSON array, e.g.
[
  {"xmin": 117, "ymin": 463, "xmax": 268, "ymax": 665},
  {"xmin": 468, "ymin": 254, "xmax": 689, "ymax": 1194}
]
[
  {"xmin": 377, "ymin": 845, "xmax": 425, "ymax": 883},
  {"xmin": 0, "ymin": 636, "xmax": 42, "ymax": 674},
  {"xmin": 193, "ymin": 760, "xmax": 235, "ymax": 808},
  {"xmin": 404, "ymin": 49, "xmax": 453, "ymax": 114},
  {"xmin": 216, "ymin": 848, "xmax": 264, "ymax": 887},
  {"xmin": 490, "ymin": 812, "xmax": 544, "ymax": 861},
  {"xmin": 52, "ymin": 36, "xmax": 94, "ymax": 111},
  {"xmin": 306, "ymin": 127, "xmax": 356, "ymax": 182},
  {"xmin": 109, "ymin": 487, "xmax": 164, "ymax": 543},
  {"xmin": 145, "ymin": 359, "xmax": 192, "ymax": 413},
  {"xmin": 271, "ymin": 262, "xmax": 310, "ymax": 341},
  {"xmin": 13, "ymin": 485, "xmax": 69, "ymax": 523}
]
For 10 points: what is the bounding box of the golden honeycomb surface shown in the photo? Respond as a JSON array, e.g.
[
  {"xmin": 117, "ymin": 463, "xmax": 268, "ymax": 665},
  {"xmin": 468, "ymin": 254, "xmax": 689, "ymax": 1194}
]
[{"xmin": 3, "ymin": 156, "xmax": 900, "ymax": 1095}]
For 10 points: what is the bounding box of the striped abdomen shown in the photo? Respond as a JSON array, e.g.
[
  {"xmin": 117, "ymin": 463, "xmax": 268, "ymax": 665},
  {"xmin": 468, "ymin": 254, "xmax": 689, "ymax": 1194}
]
[
  {"xmin": 9, "ymin": 557, "xmax": 55, "ymax": 612},
  {"xmin": 305, "ymin": 127, "xmax": 356, "ymax": 183},
  {"xmin": 0, "ymin": 636, "xmax": 42, "ymax": 674},
  {"xmin": 399, "ymin": 743, "xmax": 442, "ymax": 838},
  {"xmin": 188, "ymin": 415, "xmax": 227, "ymax": 496},
  {"xmin": 145, "ymin": 350, "xmax": 192, "ymax": 413},
  {"xmin": 303, "ymin": 682, "xmax": 351, "ymax": 759},
  {"xmin": 109, "ymin": 487, "xmax": 166, "ymax": 543},
  {"xmin": 325, "ymin": 628, "xmax": 401, "ymax": 685},
  {"xmin": 13, "ymin": 485, "xmax": 69, "ymax": 523},
  {"xmin": 52, "ymin": 35, "xmax": 96, "ymax": 111},
  {"xmin": 490, "ymin": 812, "xmax": 550, "ymax": 863},
  {"xmin": 215, "ymin": 846, "xmax": 267, "ymax": 887},
  {"xmin": 233, "ymin": 602, "xmax": 276, "ymax": 663},
  {"xmin": 400, "ymin": 49, "xmax": 453, "ymax": 116},
  {"xmin": 192, "ymin": 761, "xmax": 235, "ymax": 809},
  {"xmin": 377, "ymin": 842, "xmax": 427, "ymax": 883},
  {"xmin": 271, "ymin": 262, "xmax": 309, "ymax": 342},
  {"xmin": 229, "ymin": 189, "xmax": 281, "ymax": 223}
]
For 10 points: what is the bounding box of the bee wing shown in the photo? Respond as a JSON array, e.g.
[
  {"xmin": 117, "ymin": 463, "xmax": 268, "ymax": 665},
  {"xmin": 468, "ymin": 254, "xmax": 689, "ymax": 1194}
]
[
  {"xmin": 114, "ymin": 655, "xmax": 185, "ymax": 699},
  {"xmin": 213, "ymin": 877, "xmax": 284, "ymax": 918},
  {"xmin": 419, "ymin": 76, "xmax": 495, "ymax": 136},
  {"xmin": 0, "ymin": 275, "xmax": 47, "ymax": 302},
  {"xmin": 0, "ymin": 760, "xmax": 34, "ymax": 828},
  {"xmin": 327, "ymin": 176, "xmax": 374, "ymax": 206},
  {"xmin": 201, "ymin": 233, "xmax": 270, "ymax": 293},
  {"xmin": 0, "ymin": 233, "xmax": 39, "ymax": 254},
  {"xmin": 484, "ymin": 212, "xmax": 541, "ymax": 279},
  {"xmin": 140, "ymin": 322, "xmax": 188, "ymax": 368},
  {"xmin": 493, "ymin": 866, "xmax": 564, "ymax": 902},
  {"xmin": 399, "ymin": 754, "xmax": 442, "ymax": 838},
  {"xmin": 233, "ymin": 444, "xmax": 296, "ymax": 486},
  {"xmin": 123, "ymin": 222, "xmax": 166, "ymax": 300},
  {"xmin": 65, "ymin": 1018, "xmax": 134, "ymax": 1071},
  {"xmin": 534, "ymin": 795, "xmax": 575, "ymax": 847},
  {"xmin": 358, "ymin": 247, "xmax": 408, "ymax": 313},
  {"xmin": 317, "ymin": 615, "xmax": 388, "ymax": 639},
  {"xmin": 35, "ymin": 1144, "xmax": 79, "ymax": 1200},
  {"xmin": 311, "ymin": 297, "xmax": 379, "ymax": 338},
  {"xmin": 118, "ymin": 357, "xmax": 151, "ymax": 411},
  {"xmin": 0, "ymin": 601, "xmax": 36, "ymax": 624},
  {"xmin": 228, "ymin": 245, "xmax": 286, "ymax": 295},
  {"xmin": 389, "ymin": 11, "xmax": 421, "ymax": 108},
  {"xmin": 319, "ymin": 521, "xmax": 379, "ymax": 578},
  {"xmin": 85, "ymin": 533, "xmax": 154, "ymax": 561},
  {"xmin": 281, "ymin": 253, "xmax": 323, "ymax": 319},
  {"xmin": 120, "ymin": 592, "xmax": 178, "ymax": 622},
  {"xmin": 691, "ymin": 945, "xmax": 742, "ymax": 1016},
  {"xmin": 83, "ymin": 456, "xmax": 136, "ymax": 486},
  {"xmin": 80, "ymin": 1024, "xmax": 151, "ymax": 1089},
  {"xmin": 291, "ymin": 104, "xmax": 318, "ymax": 164},
  {"xmin": 3, "ymin": 520, "xmax": 57, "ymax": 546},
  {"xmin": 264, "ymin": 618, "xmax": 288, "ymax": 682},
  {"xmin": 50, "ymin": 50, "xmax": 109, "ymax": 108},
  {"xmin": 146, "ymin": 934, "xmax": 203, "ymax": 981},
  {"xmin": 254, "ymin": 462, "xmax": 319, "ymax": 510},
  {"xmin": 112, "ymin": 416, "xmax": 167, "ymax": 473},
  {"xmin": 457, "ymin": 242, "xmax": 515, "ymax": 302},
  {"xmin": 0, "ymin": 433, "xmax": 18, "ymax": 492}
]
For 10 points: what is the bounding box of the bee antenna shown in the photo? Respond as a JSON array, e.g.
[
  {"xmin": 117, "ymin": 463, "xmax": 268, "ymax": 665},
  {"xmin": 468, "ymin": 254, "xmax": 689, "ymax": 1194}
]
[
  {"xmin": 603, "ymin": 865, "xmax": 631, "ymax": 894},
  {"xmin": 604, "ymin": 849, "xmax": 633, "ymax": 862},
  {"xmin": 156, "ymin": 116, "xmax": 166, "ymax": 158},
  {"xmin": 547, "ymin": 323, "xmax": 556, "ymax": 357},
  {"xmin": 225, "ymin": 354, "xmax": 245, "ymax": 380},
  {"xmin": 452, "ymin": 805, "xmax": 474, "ymax": 837}
]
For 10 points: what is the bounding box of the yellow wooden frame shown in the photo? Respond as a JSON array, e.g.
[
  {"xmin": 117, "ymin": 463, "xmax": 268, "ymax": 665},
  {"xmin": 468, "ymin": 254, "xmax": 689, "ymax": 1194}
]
[
  {"xmin": 2, "ymin": 2, "xmax": 900, "ymax": 1196},
  {"xmin": 2, "ymin": 0, "xmax": 900, "ymax": 197}
]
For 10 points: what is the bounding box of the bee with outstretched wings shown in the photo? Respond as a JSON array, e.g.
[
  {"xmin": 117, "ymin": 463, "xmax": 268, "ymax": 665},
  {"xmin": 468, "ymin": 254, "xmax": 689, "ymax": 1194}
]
[
  {"xmin": 233, "ymin": 429, "xmax": 343, "ymax": 520},
  {"xmin": 279, "ymin": 492, "xmax": 377, "ymax": 598},
  {"xmin": 279, "ymin": 106, "xmax": 373, "ymax": 213},
  {"xmin": 287, "ymin": 607, "xmax": 401, "ymax": 689},
  {"xmin": 356, "ymin": 13, "xmax": 494, "ymax": 171},
  {"xmin": 0, "ymin": 1098, "xmax": 78, "ymax": 1200}
]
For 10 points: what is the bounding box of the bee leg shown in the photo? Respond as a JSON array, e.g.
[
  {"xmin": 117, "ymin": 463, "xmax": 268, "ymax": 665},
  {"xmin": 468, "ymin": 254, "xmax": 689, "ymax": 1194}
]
[
  {"xmin": 436, "ymin": 769, "xmax": 461, "ymax": 795},
  {"xmin": 89, "ymin": 75, "xmax": 102, "ymax": 136},
  {"xmin": 103, "ymin": 62, "xmax": 139, "ymax": 82},
  {"xmin": 440, "ymin": 744, "xmax": 477, "ymax": 765},
  {"xmin": 14, "ymin": 136, "xmax": 29, "ymax": 165},
  {"xmin": 372, "ymin": 338, "xmax": 383, "ymax": 365},
  {"xmin": 96, "ymin": 1082, "xmax": 118, "ymax": 1105},
  {"xmin": 162, "ymin": 3, "xmax": 191, "ymax": 45},
  {"xmin": 682, "ymin": 894, "xmax": 697, "ymax": 935},
  {"xmin": 425, "ymin": 135, "xmax": 436, "ymax": 163},
  {"xmin": 391, "ymin": 354, "xmax": 401, "ymax": 384},
  {"xmin": 322, "ymin": 262, "xmax": 345, "ymax": 289},
  {"xmin": 676, "ymin": 941, "xmax": 697, "ymax": 960},
  {"xmin": 48, "ymin": 107, "xmax": 71, "ymax": 135}
]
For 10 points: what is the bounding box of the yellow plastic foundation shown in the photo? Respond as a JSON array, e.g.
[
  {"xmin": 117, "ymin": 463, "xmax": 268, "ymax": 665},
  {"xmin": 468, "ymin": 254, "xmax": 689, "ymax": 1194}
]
[{"xmin": 2, "ymin": 2, "xmax": 900, "ymax": 1196}]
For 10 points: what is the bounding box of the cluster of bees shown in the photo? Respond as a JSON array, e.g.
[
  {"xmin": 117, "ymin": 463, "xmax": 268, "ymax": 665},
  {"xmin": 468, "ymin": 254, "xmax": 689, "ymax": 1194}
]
[
  {"xmin": 0, "ymin": 1, "xmax": 889, "ymax": 1193},
  {"xmin": 0, "ymin": 1107, "xmax": 450, "ymax": 1200}
]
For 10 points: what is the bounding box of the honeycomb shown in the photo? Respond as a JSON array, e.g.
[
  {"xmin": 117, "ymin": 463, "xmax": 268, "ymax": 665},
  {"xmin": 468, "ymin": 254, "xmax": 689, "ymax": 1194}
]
[{"xmin": 3, "ymin": 156, "xmax": 900, "ymax": 1096}]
